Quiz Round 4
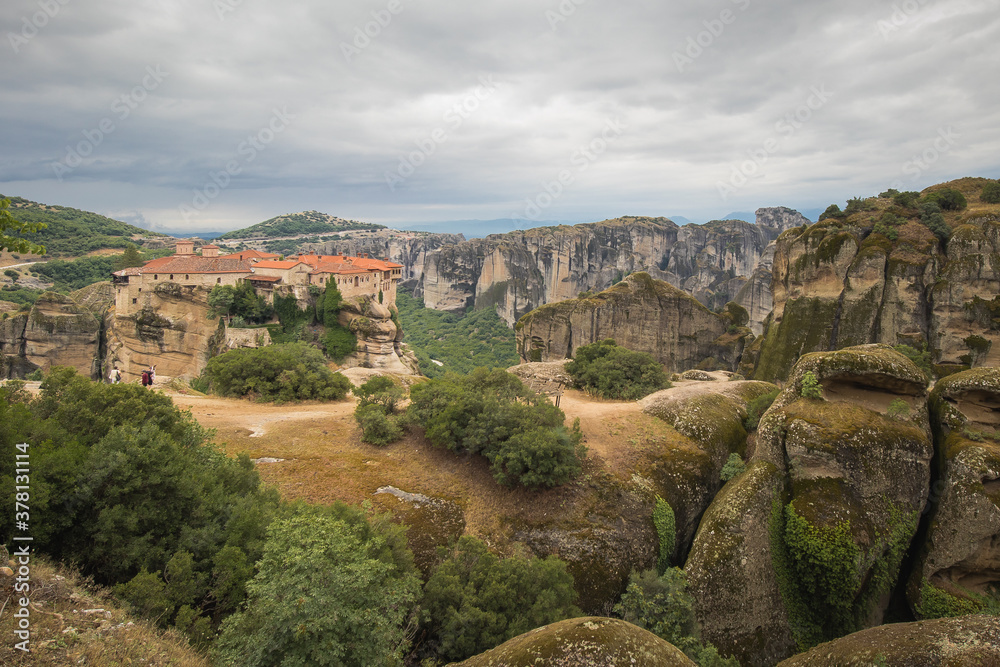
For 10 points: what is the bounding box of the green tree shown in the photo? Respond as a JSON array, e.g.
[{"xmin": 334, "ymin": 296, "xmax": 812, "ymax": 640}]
[
  {"xmin": 565, "ymin": 339, "xmax": 669, "ymax": 400},
  {"xmin": 0, "ymin": 198, "xmax": 47, "ymax": 254},
  {"xmin": 207, "ymin": 285, "xmax": 236, "ymax": 319},
  {"xmin": 355, "ymin": 403, "xmax": 404, "ymax": 446},
  {"xmin": 614, "ymin": 568, "xmax": 739, "ymax": 667},
  {"xmin": 355, "ymin": 375, "xmax": 405, "ymax": 413},
  {"xmin": 113, "ymin": 243, "xmax": 145, "ymax": 271},
  {"xmin": 202, "ymin": 342, "xmax": 352, "ymax": 402},
  {"xmin": 422, "ymin": 535, "xmax": 580, "ymax": 662},
  {"xmin": 982, "ymin": 181, "xmax": 1000, "ymax": 204},
  {"xmin": 800, "ymin": 371, "xmax": 822, "ymax": 399},
  {"xmin": 214, "ymin": 507, "xmax": 421, "ymax": 667},
  {"xmin": 407, "ymin": 369, "xmax": 585, "ymax": 488},
  {"xmin": 818, "ymin": 204, "xmax": 844, "ymax": 221}
]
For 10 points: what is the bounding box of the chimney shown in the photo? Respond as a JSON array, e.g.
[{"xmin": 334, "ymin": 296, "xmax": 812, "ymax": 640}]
[{"xmin": 175, "ymin": 239, "xmax": 195, "ymax": 255}]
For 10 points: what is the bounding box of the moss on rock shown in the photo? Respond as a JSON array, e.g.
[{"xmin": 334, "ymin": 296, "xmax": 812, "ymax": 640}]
[{"xmin": 451, "ymin": 616, "xmax": 697, "ymax": 667}]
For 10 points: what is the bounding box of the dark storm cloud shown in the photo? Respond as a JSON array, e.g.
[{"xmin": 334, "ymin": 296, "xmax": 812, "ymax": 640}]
[{"xmin": 1, "ymin": 0, "xmax": 998, "ymax": 230}]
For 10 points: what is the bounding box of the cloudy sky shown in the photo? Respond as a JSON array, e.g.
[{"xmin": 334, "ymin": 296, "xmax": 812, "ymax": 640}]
[{"xmin": 2, "ymin": 0, "xmax": 998, "ymax": 233}]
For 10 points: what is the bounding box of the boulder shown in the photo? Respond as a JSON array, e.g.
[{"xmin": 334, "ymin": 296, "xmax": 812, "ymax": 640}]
[
  {"xmin": 775, "ymin": 614, "xmax": 1000, "ymax": 666},
  {"xmin": 451, "ymin": 616, "xmax": 697, "ymax": 667},
  {"xmin": 908, "ymin": 368, "xmax": 1000, "ymax": 617}
]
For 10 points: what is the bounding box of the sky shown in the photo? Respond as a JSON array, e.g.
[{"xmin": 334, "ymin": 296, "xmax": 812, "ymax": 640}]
[{"xmin": 2, "ymin": 0, "xmax": 999, "ymax": 234}]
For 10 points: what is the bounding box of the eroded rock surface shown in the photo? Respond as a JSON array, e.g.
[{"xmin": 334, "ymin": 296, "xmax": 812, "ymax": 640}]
[{"xmin": 452, "ymin": 616, "xmax": 697, "ymax": 667}]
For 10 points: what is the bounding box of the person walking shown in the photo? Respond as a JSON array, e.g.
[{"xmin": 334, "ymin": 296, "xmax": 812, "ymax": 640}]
[{"xmin": 109, "ymin": 365, "xmax": 121, "ymax": 384}]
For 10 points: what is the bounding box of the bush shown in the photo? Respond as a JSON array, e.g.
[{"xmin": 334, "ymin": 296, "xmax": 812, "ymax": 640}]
[
  {"xmin": 819, "ymin": 204, "xmax": 844, "ymax": 221},
  {"xmin": 920, "ymin": 202, "xmax": 950, "ymax": 241},
  {"xmin": 800, "ymin": 371, "xmax": 822, "ymax": 399},
  {"xmin": 355, "ymin": 403, "xmax": 404, "ymax": 446},
  {"xmin": 744, "ymin": 387, "xmax": 779, "ymax": 430},
  {"xmin": 892, "ymin": 191, "xmax": 921, "ymax": 209},
  {"xmin": 421, "ymin": 535, "xmax": 580, "ymax": 662},
  {"xmin": 323, "ymin": 323, "xmax": 357, "ymax": 361},
  {"xmin": 886, "ymin": 398, "xmax": 910, "ymax": 419},
  {"xmin": 653, "ymin": 496, "xmax": 676, "ymax": 573},
  {"xmin": 923, "ymin": 188, "xmax": 967, "ymax": 211},
  {"xmin": 355, "ymin": 375, "xmax": 404, "ymax": 413},
  {"xmin": 614, "ymin": 568, "xmax": 739, "ymax": 667},
  {"xmin": 893, "ymin": 343, "xmax": 933, "ymax": 381},
  {"xmin": 203, "ymin": 342, "xmax": 352, "ymax": 402},
  {"xmin": 407, "ymin": 368, "xmax": 585, "ymax": 488},
  {"xmin": 871, "ymin": 212, "xmax": 900, "ymax": 241},
  {"xmin": 566, "ymin": 339, "xmax": 669, "ymax": 400},
  {"xmin": 981, "ymin": 181, "xmax": 1000, "ymax": 204},
  {"xmin": 720, "ymin": 452, "xmax": 746, "ymax": 481}
]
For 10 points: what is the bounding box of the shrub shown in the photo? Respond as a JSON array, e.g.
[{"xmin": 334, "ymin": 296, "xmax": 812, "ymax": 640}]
[
  {"xmin": 354, "ymin": 375, "xmax": 404, "ymax": 413},
  {"xmin": 407, "ymin": 368, "xmax": 585, "ymax": 488},
  {"xmin": 800, "ymin": 371, "xmax": 822, "ymax": 399},
  {"xmin": 653, "ymin": 496, "xmax": 676, "ymax": 573},
  {"xmin": 323, "ymin": 323, "xmax": 357, "ymax": 361},
  {"xmin": 203, "ymin": 342, "xmax": 352, "ymax": 402},
  {"xmin": 354, "ymin": 403, "xmax": 404, "ymax": 446},
  {"xmin": 720, "ymin": 452, "xmax": 746, "ymax": 481},
  {"xmin": 421, "ymin": 536, "xmax": 580, "ymax": 662},
  {"xmin": 920, "ymin": 202, "xmax": 950, "ymax": 241},
  {"xmin": 886, "ymin": 398, "xmax": 910, "ymax": 419},
  {"xmin": 923, "ymin": 188, "xmax": 967, "ymax": 211},
  {"xmin": 981, "ymin": 181, "xmax": 1000, "ymax": 204},
  {"xmin": 566, "ymin": 339, "xmax": 669, "ymax": 400},
  {"xmin": 872, "ymin": 212, "xmax": 900, "ymax": 240},
  {"xmin": 744, "ymin": 387, "xmax": 779, "ymax": 430},
  {"xmin": 892, "ymin": 191, "xmax": 921, "ymax": 209},
  {"xmin": 614, "ymin": 568, "xmax": 739, "ymax": 667},
  {"xmin": 819, "ymin": 204, "xmax": 845, "ymax": 221},
  {"xmin": 893, "ymin": 343, "xmax": 933, "ymax": 381}
]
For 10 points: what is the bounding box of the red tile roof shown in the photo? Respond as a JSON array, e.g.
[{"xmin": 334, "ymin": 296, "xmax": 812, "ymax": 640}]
[
  {"xmin": 252, "ymin": 260, "xmax": 307, "ymax": 270},
  {"xmin": 293, "ymin": 254, "xmax": 403, "ymax": 273},
  {"xmin": 246, "ymin": 274, "xmax": 282, "ymax": 282},
  {"xmin": 139, "ymin": 255, "xmax": 253, "ymax": 274},
  {"xmin": 226, "ymin": 249, "xmax": 281, "ymax": 261}
]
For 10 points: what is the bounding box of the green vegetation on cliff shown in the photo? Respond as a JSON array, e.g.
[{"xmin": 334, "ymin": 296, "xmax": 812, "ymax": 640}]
[
  {"xmin": 1, "ymin": 195, "xmax": 167, "ymax": 256},
  {"xmin": 396, "ymin": 291, "xmax": 518, "ymax": 377}
]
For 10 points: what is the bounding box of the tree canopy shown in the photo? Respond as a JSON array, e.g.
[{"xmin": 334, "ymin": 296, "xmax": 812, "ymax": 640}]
[{"xmin": 0, "ymin": 197, "xmax": 47, "ymax": 254}]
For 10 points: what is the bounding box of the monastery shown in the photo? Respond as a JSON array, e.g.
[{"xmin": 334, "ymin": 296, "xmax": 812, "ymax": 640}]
[{"xmin": 112, "ymin": 239, "xmax": 403, "ymax": 315}]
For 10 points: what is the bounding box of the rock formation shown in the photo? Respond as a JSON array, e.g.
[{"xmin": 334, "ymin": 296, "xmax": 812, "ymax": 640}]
[
  {"xmin": 684, "ymin": 345, "xmax": 934, "ymax": 666},
  {"xmin": 909, "ymin": 368, "xmax": 1000, "ymax": 618},
  {"xmin": 515, "ymin": 272, "xmax": 751, "ymax": 373},
  {"xmin": 775, "ymin": 614, "xmax": 1000, "ymax": 666},
  {"xmin": 0, "ymin": 289, "xmax": 106, "ymax": 379},
  {"xmin": 338, "ymin": 295, "xmax": 420, "ymax": 374},
  {"xmin": 753, "ymin": 179, "xmax": 1000, "ymax": 382},
  {"xmin": 409, "ymin": 215, "xmax": 789, "ymax": 328},
  {"xmin": 452, "ymin": 617, "xmax": 697, "ymax": 667}
]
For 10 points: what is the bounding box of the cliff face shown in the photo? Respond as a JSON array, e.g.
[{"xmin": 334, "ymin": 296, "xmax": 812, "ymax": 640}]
[
  {"xmin": 0, "ymin": 288, "xmax": 109, "ymax": 379},
  {"xmin": 105, "ymin": 282, "xmax": 221, "ymax": 382},
  {"xmin": 515, "ymin": 272, "xmax": 750, "ymax": 373},
  {"xmin": 753, "ymin": 181, "xmax": 1000, "ymax": 382},
  {"xmin": 413, "ymin": 215, "xmax": 789, "ymax": 327},
  {"xmin": 339, "ymin": 296, "xmax": 420, "ymax": 374}
]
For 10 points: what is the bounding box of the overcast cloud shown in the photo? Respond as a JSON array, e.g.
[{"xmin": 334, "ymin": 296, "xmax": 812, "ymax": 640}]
[{"xmin": 1, "ymin": 0, "xmax": 998, "ymax": 232}]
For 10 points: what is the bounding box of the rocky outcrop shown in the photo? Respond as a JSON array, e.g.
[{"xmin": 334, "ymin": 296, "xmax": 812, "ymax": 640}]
[
  {"xmin": 685, "ymin": 345, "xmax": 934, "ymax": 665},
  {"xmin": 0, "ymin": 291, "xmax": 103, "ymax": 379},
  {"xmin": 105, "ymin": 282, "xmax": 222, "ymax": 382},
  {"xmin": 515, "ymin": 273, "xmax": 751, "ymax": 373},
  {"xmin": 300, "ymin": 231, "xmax": 464, "ymax": 286},
  {"xmin": 339, "ymin": 296, "xmax": 420, "ymax": 374},
  {"xmin": 756, "ymin": 206, "xmax": 811, "ymax": 232},
  {"xmin": 453, "ymin": 617, "xmax": 697, "ymax": 667},
  {"xmin": 909, "ymin": 368, "xmax": 1000, "ymax": 617},
  {"xmin": 413, "ymin": 216, "xmax": 788, "ymax": 327},
  {"xmin": 753, "ymin": 180, "xmax": 1000, "ymax": 382},
  {"xmin": 776, "ymin": 614, "xmax": 1000, "ymax": 666}
]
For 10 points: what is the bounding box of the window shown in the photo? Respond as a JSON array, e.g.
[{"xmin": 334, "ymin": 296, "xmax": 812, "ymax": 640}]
[
  {"xmin": 132, "ymin": 298, "xmax": 137, "ymax": 304},
  {"xmin": 217, "ymin": 278, "xmax": 221, "ymax": 284},
  {"xmin": 154, "ymin": 274, "xmax": 158, "ymax": 280},
  {"xmin": 169, "ymin": 274, "xmax": 174, "ymax": 280},
  {"xmin": 185, "ymin": 274, "xmax": 190, "ymax": 280}
]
